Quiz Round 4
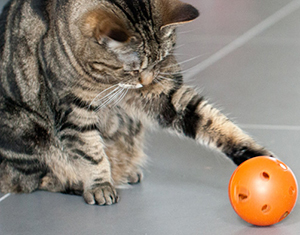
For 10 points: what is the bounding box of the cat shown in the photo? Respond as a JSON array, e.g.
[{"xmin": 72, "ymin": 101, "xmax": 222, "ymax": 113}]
[{"xmin": 0, "ymin": 0, "xmax": 273, "ymax": 205}]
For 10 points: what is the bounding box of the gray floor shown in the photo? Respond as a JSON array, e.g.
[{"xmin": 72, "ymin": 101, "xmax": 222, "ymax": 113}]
[{"xmin": 1, "ymin": 0, "xmax": 300, "ymax": 234}]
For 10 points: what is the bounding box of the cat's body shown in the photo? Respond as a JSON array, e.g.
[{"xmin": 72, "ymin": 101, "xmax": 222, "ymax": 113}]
[{"xmin": 0, "ymin": 0, "xmax": 272, "ymax": 205}]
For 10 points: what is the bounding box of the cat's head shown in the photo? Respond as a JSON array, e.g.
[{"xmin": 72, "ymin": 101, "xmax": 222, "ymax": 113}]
[{"xmin": 77, "ymin": 0, "xmax": 199, "ymax": 88}]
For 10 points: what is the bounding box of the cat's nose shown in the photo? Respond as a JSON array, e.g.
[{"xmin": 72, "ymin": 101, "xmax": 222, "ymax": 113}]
[{"xmin": 140, "ymin": 70, "xmax": 154, "ymax": 86}]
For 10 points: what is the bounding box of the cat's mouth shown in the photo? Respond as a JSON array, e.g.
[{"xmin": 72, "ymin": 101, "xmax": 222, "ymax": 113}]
[{"xmin": 118, "ymin": 70, "xmax": 156, "ymax": 89}]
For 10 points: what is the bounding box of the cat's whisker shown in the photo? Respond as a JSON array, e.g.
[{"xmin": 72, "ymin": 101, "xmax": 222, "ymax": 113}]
[
  {"xmin": 175, "ymin": 44, "xmax": 185, "ymax": 50},
  {"xmin": 162, "ymin": 63, "xmax": 180, "ymax": 70},
  {"xmin": 153, "ymin": 78, "xmax": 164, "ymax": 87},
  {"xmin": 174, "ymin": 51, "xmax": 210, "ymax": 59},
  {"xmin": 179, "ymin": 58, "xmax": 219, "ymax": 79},
  {"xmin": 159, "ymin": 53, "xmax": 212, "ymax": 79},
  {"xmin": 162, "ymin": 57, "xmax": 216, "ymax": 80},
  {"xmin": 100, "ymin": 89, "xmax": 124, "ymax": 109},
  {"xmin": 94, "ymin": 86, "xmax": 120, "ymax": 103},
  {"xmin": 177, "ymin": 28, "xmax": 199, "ymax": 35},
  {"xmin": 159, "ymin": 55, "xmax": 203, "ymax": 72},
  {"xmin": 112, "ymin": 88, "xmax": 129, "ymax": 108},
  {"xmin": 171, "ymin": 54, "xmax": 209, "ymax": 69},
  {"xmin": 172, "ymin": 53, "xmax": 188, "ymax": 57},
  {"xmin": 109, "ymin": 87, "xmax": 124, "ymax": 107},
  {"xmin": 96, "ymin": 79, "xmax": 141, "ymax": 110},
  {"xmin": 159, "ymin": 71, "xmax": 181, "ymax": 76},
  {"xmin": 90, "ymin": 84, "xmax": 119, "ymax": 107},
  {"xmin": 96, "ymin": 87, "xmax": 123, "ymax": 110},
  {"xmin": 157, "ymin": 75, "xmax": 174, "ymax": 82}
]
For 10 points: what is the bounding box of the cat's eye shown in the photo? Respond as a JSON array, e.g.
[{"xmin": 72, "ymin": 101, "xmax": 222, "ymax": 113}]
[{"xmin": 131, "ymin": 70, "xmax": 139, "ymax": 76}]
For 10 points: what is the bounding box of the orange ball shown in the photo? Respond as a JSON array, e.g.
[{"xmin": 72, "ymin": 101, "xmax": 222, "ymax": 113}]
[{"xmin": 228, "ymin": 156, "xmax": 298, "ymax": 226}]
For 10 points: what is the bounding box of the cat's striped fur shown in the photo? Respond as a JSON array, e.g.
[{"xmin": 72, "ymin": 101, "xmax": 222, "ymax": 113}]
[{"xmin": 0, "ymin": 0, "xmax": 272, "ymax": 205}]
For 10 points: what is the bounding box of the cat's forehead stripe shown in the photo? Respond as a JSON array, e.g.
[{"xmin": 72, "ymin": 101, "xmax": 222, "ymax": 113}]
[
  {"xmin": 108, "ymin": 0, "xmax": 155, "ymax": 29},
  {"xmin": 108, "ymin": 0, "xmax": 136, "ymax": 26},
  {"xmin": 108, "ymin": 0, "xmax": 160, "ymax": 57}
]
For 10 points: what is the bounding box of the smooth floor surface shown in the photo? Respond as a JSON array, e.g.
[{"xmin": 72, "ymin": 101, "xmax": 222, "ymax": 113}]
[{"xmin": 1, "ymin": 0, "xmax": 300, "ymax": 234}]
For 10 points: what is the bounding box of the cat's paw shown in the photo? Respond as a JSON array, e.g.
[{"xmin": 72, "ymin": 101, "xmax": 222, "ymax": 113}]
[
  {"xmin": 39, "ymin": 174, "xmax": 64, "ymax": 192},
  {"xmin": 83, "ymin": 182, "xmax": 119, "ymax": 206},
  {"xmin": 229, "ymin": 145, "xmax": 273, "ymax": 165},
  {"xmin": 127, "ymin": 169, "xmax": 143, "ymax": 184}
]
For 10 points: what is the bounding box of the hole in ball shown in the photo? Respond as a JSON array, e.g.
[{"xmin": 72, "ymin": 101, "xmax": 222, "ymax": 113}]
[
  {"xmin": 238, "ymin": 193, "xmax": 248, "ymax": 201},
  {"xmin": 289, "ymin": 186, "xmax": 295, "ymax": 195},
  {"xmin": 261, "ymin": 172, "xmax": 270, "ymax": 180},
  {"xmin": 236, "ymin": 186, "xmax": 249, "ymax": 202},
  {"xmin": 279, "ymin": 211, "xmax": 289, "ymax": 221},
  {"xmin": 261, "ymin": 204, "xmax": 271, "ymax": 213}
]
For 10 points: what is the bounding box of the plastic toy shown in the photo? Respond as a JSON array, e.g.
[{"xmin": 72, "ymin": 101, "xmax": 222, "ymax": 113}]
[{"xmin": 228, "ymin": 156, "xmax": 298, "ymax": 226}]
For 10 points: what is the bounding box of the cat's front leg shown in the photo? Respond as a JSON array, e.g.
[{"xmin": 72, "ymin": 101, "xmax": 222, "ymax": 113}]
[
  {"xmin": 134, "ymin": 85, "xmax": 272, "ymax": 165},
  {"xmin": 169, "ymin": 86, "xmax": 272, "ymax": 164},
  {"xmin": 46, "ymin": 130, "xmax": 118, "ymax": 205},
  {"xmin": 69, "ymin": 132, "xmax": 118, "ymax": 205}
]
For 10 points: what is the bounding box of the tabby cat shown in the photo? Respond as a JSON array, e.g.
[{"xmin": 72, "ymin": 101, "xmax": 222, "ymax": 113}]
[{"xmin": 0, "ymin": 0, "xmax": 272, "ymax": 205}]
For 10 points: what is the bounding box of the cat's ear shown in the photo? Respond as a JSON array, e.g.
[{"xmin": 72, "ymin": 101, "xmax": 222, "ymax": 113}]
[
  {"xmin": 81, "ymin": 9, "xmax": 130, "ymax": 42},
  {"xmin": 159, "ymin": 0, "xmax": 199, "ymax": 29}
]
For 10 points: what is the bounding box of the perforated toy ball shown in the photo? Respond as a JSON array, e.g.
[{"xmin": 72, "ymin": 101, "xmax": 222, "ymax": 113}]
[{"xmin": 228, "ymin": 156, "xmax": 298, "ymax": 226}]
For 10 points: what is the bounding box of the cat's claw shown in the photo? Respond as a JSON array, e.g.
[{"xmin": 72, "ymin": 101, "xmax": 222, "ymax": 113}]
[
  {"xmin": 229, "ymin": 146, "xmax": 273, "ymax": 165},
  {"xmin": 83, "ymin": 182, "xmax": 119, "ymax": 206}
]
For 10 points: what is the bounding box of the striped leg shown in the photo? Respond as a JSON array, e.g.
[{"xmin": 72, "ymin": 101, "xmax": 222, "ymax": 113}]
[
  {"xmin": 34, "ymin": 102, "xmax": 119, "ymax": 205},
  {"xmin": 55, "ymin": 130, "xmax": 118, "ymax": 205},
  {"xmin": 170, "ymin": 86, "xmax": 272, "ymax": 164},
  {"xmin": 135, "ymin": 85, "xmax": 272, "ymax": 165}
]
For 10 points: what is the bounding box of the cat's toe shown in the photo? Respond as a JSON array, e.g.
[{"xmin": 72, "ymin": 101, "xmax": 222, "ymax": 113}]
[
  {"xmin": 127, "ymin": 169, "xmax": 143, "ymax": 184},
  {"xmin": 83, "ymin": 182, "xmax": 119, "ymax": 206}
]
